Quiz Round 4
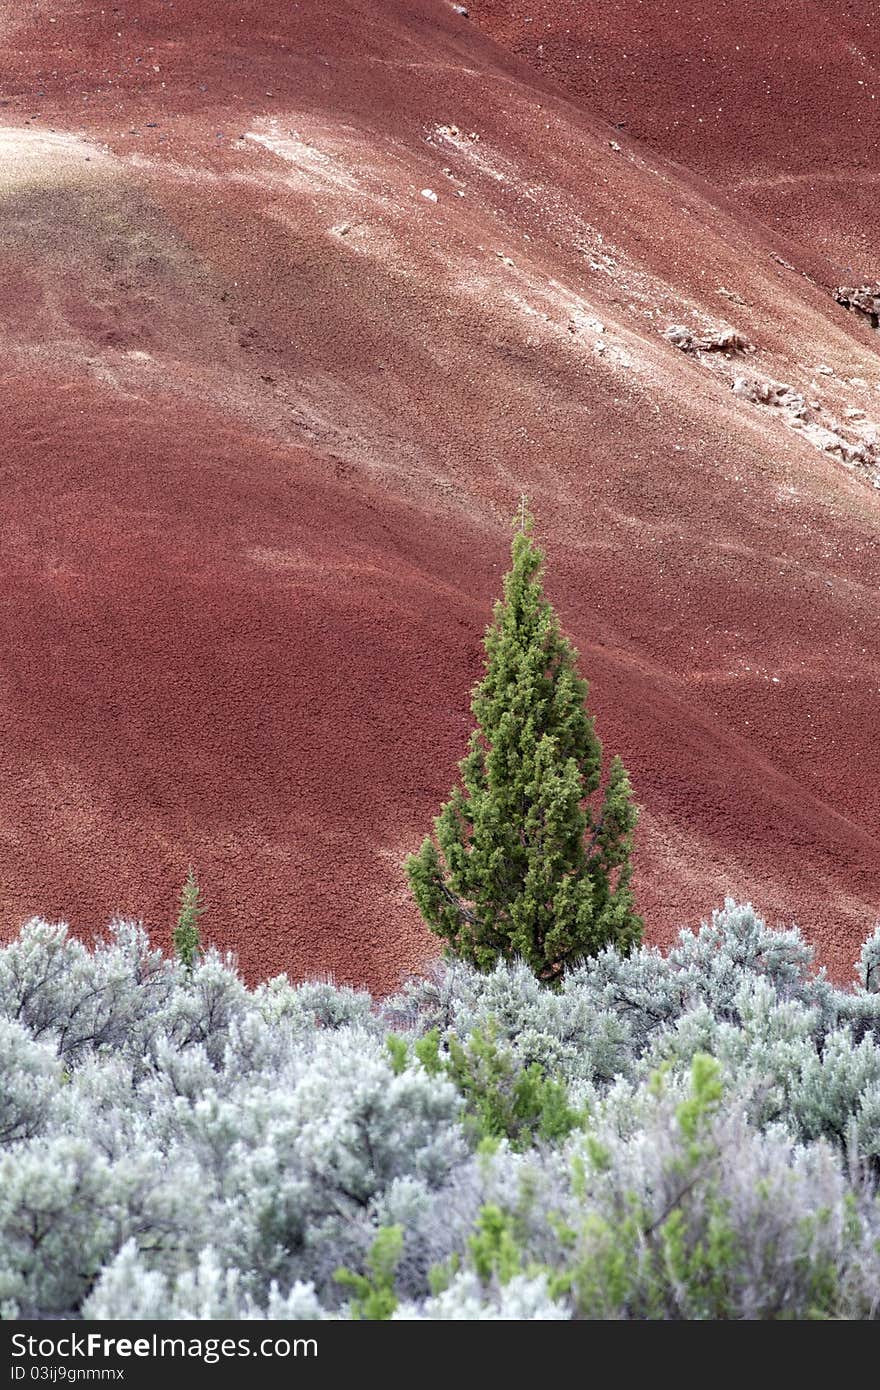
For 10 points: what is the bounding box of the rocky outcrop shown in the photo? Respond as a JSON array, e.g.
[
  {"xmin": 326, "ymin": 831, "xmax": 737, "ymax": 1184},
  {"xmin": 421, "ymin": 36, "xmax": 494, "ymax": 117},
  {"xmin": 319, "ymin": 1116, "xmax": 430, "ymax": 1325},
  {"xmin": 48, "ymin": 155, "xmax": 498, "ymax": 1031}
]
[
  {"xmin": 732, "ymin": 375, "xmax": 806, "ymax": 415},
  {"xmin": 793, "ymin": 417, "xmax": 880, "ymax": 473},
  {"xmin": 732, "ymin": 376, "xmax": 879, "ymax": 484},
  {"xmin": 665, "ymin": 323, "xmax": 754, "ymax": 355},
  {"xmin": 834, "ymin": 285, "xmax": 880, "ymax": 330}
]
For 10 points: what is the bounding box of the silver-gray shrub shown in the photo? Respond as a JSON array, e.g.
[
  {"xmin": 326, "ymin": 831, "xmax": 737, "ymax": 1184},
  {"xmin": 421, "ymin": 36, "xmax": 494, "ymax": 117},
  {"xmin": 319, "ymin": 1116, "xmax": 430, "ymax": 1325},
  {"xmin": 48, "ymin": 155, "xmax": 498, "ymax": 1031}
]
[
  {"xmin": 0, "ymin": 1017, "xmax": 60, "ymax": 1145},
  {"xmin": 1, "ymin": 901, "xmax": 880, "ymax": 1319}
]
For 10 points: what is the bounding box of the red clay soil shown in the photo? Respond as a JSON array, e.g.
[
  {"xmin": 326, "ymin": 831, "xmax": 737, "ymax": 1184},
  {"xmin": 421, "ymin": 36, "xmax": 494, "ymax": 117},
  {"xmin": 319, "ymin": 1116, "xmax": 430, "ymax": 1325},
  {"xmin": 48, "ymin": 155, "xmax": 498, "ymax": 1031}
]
[
  {"xmin": 472, "ymin": 0, "xmax": 880, "ymax": 276},
  {"xmin": 0, "ymin": 1, "xmax": 879, "ymax": 990}
]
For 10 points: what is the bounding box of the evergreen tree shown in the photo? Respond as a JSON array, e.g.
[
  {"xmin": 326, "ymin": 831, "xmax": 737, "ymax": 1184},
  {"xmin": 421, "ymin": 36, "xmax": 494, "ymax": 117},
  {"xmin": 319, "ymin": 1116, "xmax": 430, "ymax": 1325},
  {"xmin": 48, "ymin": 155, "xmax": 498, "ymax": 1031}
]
[
  {"xmin": 173, "ymin": 866, "xmax": 204, "ymax": 970},
  {"xmin": 406, "ymin": 506, "xmax": 641, "ymax": 982}
]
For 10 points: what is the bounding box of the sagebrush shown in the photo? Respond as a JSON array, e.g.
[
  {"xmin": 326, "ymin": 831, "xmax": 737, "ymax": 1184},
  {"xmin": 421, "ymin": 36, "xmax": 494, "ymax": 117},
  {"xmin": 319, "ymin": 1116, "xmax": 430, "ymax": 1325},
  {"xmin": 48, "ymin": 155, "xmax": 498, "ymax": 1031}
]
[{"xmin": 1, "ymin": 902, "xmax": 880, "ymax": 1319}]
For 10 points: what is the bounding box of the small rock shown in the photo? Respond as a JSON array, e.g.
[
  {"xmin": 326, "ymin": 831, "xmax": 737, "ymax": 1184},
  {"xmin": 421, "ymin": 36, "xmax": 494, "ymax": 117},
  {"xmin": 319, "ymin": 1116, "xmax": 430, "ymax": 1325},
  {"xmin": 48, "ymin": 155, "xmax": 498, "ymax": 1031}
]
[
  {"xmin": 732, "ymin": 375, "xmax": 806, "ymax": 415},
  {"xmin": 609, "ymin": 140, "xmax": 621, "ymax": 152},
  {"xmin": 420, "ymin": 188, "xmax": 438, "ymax": 202},
  {"xmin": 815, "ymin": 364, "xmax": 834, "ymax": 375},
  {"xmin": 845, "ymin": 407, "xmax": 866, "ymax": 419},
  {"xmin": 569, "ymin": 312, "xmax": 605, "ymax": 334},
  {"xmin": 665, "ymin": 323, "xmax": 752, "ymax": 355}
]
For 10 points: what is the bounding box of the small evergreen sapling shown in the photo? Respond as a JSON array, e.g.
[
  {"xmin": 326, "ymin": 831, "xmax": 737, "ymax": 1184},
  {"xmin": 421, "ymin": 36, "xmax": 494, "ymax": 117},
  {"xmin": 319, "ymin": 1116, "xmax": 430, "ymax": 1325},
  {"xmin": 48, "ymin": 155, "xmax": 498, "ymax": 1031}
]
[
  {"xmin": 406, "ymin": 505, "xmax": 641, "ymax": 982},
  {"xmin": 173, "ymin": 866, "xmax": 205, "ymax": 970},
  {"xmin": 334, "ymin": 1226, "xmax": 404, "ymax": 1320},
  {"xmin": 857, "ymin": 924, "xmax": 880, "ymax": 994}
]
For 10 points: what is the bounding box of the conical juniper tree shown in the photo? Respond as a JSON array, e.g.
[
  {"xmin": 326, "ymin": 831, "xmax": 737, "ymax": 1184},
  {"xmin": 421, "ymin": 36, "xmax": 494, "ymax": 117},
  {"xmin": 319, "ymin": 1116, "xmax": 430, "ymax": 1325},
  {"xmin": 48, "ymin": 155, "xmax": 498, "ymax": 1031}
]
[
  {"xmin": 173, "ymin": 866, "xmax": 205, "ymax": 970},
  {"xmin": 406, "ymin": 506, "xmax": 641, "ymax": 983}
]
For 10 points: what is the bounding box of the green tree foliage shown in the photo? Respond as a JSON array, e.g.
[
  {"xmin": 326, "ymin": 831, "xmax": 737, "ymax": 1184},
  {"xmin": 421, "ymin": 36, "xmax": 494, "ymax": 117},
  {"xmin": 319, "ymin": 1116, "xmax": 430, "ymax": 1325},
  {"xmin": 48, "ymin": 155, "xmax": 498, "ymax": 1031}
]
[
  {"xmin": 173, "ymin": 866, "xmax": 204, "ymax": 970},
  {"xmin": 445, "ymin": 1022, "xmax": 586, "ymax": 1150},
  {"xmin": 468, "ymin": 1204, "xmax": 524, "ymax": 1285},
  {"xmin": 334, "ymin": 1226, "xmax": 404, "ymax": 1320},
  {"xmin": 387, "ymin": 1021, "xmax": 586, "ymax": 1150},
  {"xmin": 406, "ymin": 505, "xmax": 641, "ymax": 982}
]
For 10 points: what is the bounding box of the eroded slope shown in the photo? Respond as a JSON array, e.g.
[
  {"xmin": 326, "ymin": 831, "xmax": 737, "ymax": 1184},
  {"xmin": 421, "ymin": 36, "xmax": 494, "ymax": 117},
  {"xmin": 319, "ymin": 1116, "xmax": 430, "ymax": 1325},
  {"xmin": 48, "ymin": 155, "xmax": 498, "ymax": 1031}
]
[{"xmin": 0, "ymin": 1, "xmax": 878, "ymax": 986}]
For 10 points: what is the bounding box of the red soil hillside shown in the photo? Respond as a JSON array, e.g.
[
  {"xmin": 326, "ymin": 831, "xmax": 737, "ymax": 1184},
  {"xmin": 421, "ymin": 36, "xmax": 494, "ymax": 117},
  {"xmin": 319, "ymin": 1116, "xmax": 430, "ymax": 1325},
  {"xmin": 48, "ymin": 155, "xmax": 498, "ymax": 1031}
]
[
  {"xmin": 0, "ymin": 1, "xmax": 878, "ymax": 989},
  {"xmin": 472, "ymin": 0, "xmax": 880, "ymax": 274}
]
